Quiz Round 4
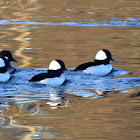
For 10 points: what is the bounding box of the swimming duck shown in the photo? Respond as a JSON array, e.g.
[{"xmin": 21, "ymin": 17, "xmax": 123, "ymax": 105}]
[
  {"xmin": 0, "ymin": 50, "xmax": 17, "ymax": 74},
  {"xmin": 29, "ymin": 60, "xmax": 67, "ymax": 86},
  {"xmin": 74, "ymin": 49, "xmax": 117, "ymax": 77},
  {"xmin": 0, "ymin": 57, "xmax": 10, "ymax": 82}
]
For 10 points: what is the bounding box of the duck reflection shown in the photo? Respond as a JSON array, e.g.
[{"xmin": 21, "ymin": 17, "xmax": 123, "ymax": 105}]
[
  {"xmin": 19, "ymin": 102, "xmax": 40, "ymax": 115},
  {"xmin": 47, "ymin": 87, "xmax": 69, "ymax": 109},
  {"xmin": 91, "ymin": 90, "xmax": 107, "ymax": 99}
]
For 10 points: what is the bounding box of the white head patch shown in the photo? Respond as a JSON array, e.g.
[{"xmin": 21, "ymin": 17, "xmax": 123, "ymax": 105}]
[
  {"xmin": 95, "ymin": 50, "xmax": 107, "ymax": 60},
  {"xmin": 49, "ymin": 60, "xmax": 61, "ymax": 70},
  {"xmin": 5, "ymin": 56, "xmax": 8, "ymax": 60},
  {"xmin": 0, "ymin": 58, "xmax": 5, "ymax": 67}
]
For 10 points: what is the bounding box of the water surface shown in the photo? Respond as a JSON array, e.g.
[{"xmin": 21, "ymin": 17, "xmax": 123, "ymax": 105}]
[{"xmin": 0, "ymin": 0, "xmax": 140, "ymax": 140}]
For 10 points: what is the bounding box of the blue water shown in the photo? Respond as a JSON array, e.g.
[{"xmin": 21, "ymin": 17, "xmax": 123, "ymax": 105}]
[
  {"xmin": 0, "ymin": 67, "xmax": 139, "ymax": 103},
  {"xmin": 0, "ymin": 1, "xmax": 140, "ymax": 139},
  {"xmin": 0, "ymin": 17, "xmax": 140, "ymax": 27}
]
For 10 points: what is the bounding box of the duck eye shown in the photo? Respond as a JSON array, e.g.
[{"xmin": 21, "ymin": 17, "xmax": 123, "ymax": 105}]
[{"xmin": 5, "ymin": 56, "xmax": 8, "ymax": 60}]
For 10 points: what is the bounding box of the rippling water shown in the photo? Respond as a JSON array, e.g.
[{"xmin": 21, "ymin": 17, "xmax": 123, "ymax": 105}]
[
  {"xmin": 0, "ymin": 0, "xmax": 140, "ymax": 140},
  {"xmin": 0, "ymin": 17, "xmax": 140, "ymax": 26}
]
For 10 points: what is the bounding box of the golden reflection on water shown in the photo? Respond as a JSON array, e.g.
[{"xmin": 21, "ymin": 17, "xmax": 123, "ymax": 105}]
[
  {"xmin": 9, "ymin": 116, "xmax": 36, "ymax": 140},
  {"xmin": 1, "ymin": 88, "xmax": 140, "ymax": 140},
  {"xmin": 2, "ymin": 102, "xmax": 40, "ymax": 140},
  {"xmin": 0, "ymin": 0, "xmax": 42, "ymax": 68},
  {"xmin": 0, "ymin": 25, "xmax": 33, "ymax": 68},
  {"xmin": 0, "ymin": 0, "xmax": 140, "ymax": 139},
  {"xmin": 0, "ymin": 0, "xmax": 41, "ymax": 21},
  {"xmin": 11, "ymin": 25, "xmax": 32, "ymax": 68}
]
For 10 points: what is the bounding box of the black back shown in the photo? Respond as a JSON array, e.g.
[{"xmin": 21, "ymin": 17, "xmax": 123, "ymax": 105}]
[
  {"xmin": 74, "ymin": 62, "xmax": 95, "ymax": 71},
  {"xmin": 74, "ymin": 60, "xmax": 111, "ymax": 71},
  {"xmin": 29, "ymin": 69, "xmax": 63, "ymax": 82},
  {"xmin": 0, "ymin": 66, "xmax": 7, "ymax": 73}
]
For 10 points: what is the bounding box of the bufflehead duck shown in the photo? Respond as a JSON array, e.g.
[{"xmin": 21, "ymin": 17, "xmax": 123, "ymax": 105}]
[
  {"xmin": 74, "ymin": 49, "xmax": 117, "ymax": 77},
  {"xmin": 29, "ymin": 60, "xmax": 67, "ymax": 86},
  {"xmin": 0, "ymin": 50, "xmax": 17, "ymax": 74},
  {"xmin": 0, "ymin": 57, "xmax": 10, "ymax": 82}
]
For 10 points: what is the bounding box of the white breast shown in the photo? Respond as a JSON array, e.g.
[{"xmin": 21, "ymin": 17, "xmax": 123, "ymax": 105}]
[
  {"xmin": 83, "ymin": 64, "xmax": 112, "ymax": 77},
  {"xmin": 40, "ymin": 74, "xmax": 65, "ymax": 86},
  {"xmin": 0, "ymin": 72, "xmax": 10, "ymax": 82},
  {"xmin": 0, "ymin": 58, "xmax": 5, "ymax": 67}
]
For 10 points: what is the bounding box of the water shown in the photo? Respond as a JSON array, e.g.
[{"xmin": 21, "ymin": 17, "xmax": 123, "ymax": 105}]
[{"xmin": 0, "ymin": 0, "xmax": 140, "ymax": 140}]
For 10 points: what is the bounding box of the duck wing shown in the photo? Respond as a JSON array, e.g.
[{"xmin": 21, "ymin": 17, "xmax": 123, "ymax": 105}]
[
  {"xmin": 74, "ymin": 62, "xmax": 95, "ymax": 71},
  {"xmin": 29, "ymin": 69, "xmax": 62, "ymax": 82},
  {"xmin": 29, "ymin": 73, "xmax": 50, "ymax": 82}
]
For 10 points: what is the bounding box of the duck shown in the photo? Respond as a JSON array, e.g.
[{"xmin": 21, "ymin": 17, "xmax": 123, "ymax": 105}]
[
  {"xmin": 29, "ymin": 59, "xmax": 67, "ymax": 86},
  {"xmin": 0, "ymin": 50, "xmax": 18, "ymax": 74},
  {"xmin": 0, "ymin": 57, "xmax": 10, "ymax": 82},
  {"xmin": 74, "ymin": 49, "xmax": 117, "ymax": 77}
]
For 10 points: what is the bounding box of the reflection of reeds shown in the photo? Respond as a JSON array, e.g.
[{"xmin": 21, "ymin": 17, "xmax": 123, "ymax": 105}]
[
  {"xmin": 7, "ymin": 103, "xmax": 39, "ymax": 140},
  {"xmin": 11, "ymin": 26, "xmax": 32, "ymax": 68},
  {"xmin": 9, "ymin": 115, "xmax": 36, "ymax": 140},
  {"xmin": 0, "ymin": 0, "xmax": 41, "ymax": 68},
  {"xmin": 1, "ymin": 101, "xmax": 40, "ymax": 140}
]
